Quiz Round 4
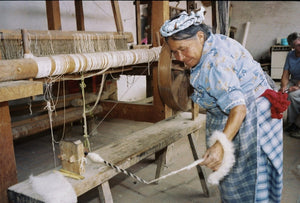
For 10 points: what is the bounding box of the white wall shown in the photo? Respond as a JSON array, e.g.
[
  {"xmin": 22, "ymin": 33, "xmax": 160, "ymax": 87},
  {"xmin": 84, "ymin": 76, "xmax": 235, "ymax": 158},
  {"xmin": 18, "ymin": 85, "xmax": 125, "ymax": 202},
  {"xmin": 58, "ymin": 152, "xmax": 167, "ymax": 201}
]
[
  {"xmin": 0, "ymin": 1, "xmax": 137, "ymax": 42},
  {"xmin": 230, "ymin": 1, "xmax": 300, "ymax": 60}
]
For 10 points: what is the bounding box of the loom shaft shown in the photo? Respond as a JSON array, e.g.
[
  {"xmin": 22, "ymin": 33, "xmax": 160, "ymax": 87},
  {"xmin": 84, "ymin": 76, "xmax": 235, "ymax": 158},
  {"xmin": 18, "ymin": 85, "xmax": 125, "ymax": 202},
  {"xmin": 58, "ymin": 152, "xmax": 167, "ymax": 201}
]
[{"xmin": 0, "ymin": 47, "xmax": 161, "ymax": 82}]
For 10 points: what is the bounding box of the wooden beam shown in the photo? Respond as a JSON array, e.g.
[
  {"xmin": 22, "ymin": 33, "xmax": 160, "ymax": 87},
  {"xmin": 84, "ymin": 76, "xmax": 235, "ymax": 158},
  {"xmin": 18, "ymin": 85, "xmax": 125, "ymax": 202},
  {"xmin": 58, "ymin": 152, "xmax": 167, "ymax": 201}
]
[
  {"xmin": 75, "ymin": 0, "xmax": 85, "ymax": 31},
  {"xmin": 0, "ymin": 102, "xmax": 17, "ymax": 203},
  {"xmin": 0, "ymin": 80, "xmax": 43, "ymax": 102},
  {"xmin": 111, "ymin": 0, "xmax": 124, "ymax": 33},
  {"xmin": 12, "ymin": 105, "xmax": 102, "ymax": 140},
  {"xmin": 0, "ymin": 48, "xmax": 161, "ymax": 82},
  {"xmin": 46, "ymin": 0, "xmax": 62, "ymax": 30},
  {"xmin": 151, "ymin": 1, "xmax": 169, "ymax": 47}
]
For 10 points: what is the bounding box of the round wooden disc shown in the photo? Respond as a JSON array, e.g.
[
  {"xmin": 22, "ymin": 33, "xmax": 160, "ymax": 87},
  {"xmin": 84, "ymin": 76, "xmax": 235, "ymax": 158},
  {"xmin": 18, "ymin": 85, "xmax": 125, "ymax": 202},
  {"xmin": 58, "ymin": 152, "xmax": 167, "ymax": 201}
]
[{"xmin": 158, "ymin": 43, "xmax": 191, "ymax": 111}]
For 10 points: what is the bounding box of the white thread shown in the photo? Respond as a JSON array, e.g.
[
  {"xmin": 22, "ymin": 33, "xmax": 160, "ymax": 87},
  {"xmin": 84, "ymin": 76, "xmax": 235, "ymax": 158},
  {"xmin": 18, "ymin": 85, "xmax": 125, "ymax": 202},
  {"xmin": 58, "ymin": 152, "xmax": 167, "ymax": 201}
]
[
  {"xmin": 86, "ymin": 131, "xmax": 234, "ymax": 185},
  {"xmin": 87, "ymin": 152, "xmax": 204, "ymax": 184},
  {"xmin": 32, "ymin": 48, "xmax": 161, "ymax": 78},
  {"xmin": 35, "ymin": 57, "xmax": 52, "ymax": 78}
]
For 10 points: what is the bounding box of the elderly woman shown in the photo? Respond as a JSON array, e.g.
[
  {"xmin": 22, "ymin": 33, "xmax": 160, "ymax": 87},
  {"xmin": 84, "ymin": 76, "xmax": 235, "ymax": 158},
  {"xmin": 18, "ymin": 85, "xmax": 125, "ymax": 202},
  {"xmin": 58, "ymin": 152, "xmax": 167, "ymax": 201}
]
[
  {"xmin": 160, "ymin": 8, "xmax": 285, "ymax": 203},
  {"xmin": 279, "ymin": 32, "xmax": 300, "ymax": 138}
]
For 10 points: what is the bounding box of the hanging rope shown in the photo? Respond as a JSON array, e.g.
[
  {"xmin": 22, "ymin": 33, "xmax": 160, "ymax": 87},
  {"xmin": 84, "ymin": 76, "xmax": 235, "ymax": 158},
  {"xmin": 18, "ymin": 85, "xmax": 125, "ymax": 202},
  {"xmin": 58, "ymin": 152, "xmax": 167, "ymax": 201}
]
[
  {"xmin": 80, "ymin": 74, "xmax": 91, "ymax": 152},
  {"xmin": 44, "ymin": 82, "xmax": 57, "ymax": 168},
  {"xmin": 86, "ymin": 73, "xmax": 106, "ymax": 114}
]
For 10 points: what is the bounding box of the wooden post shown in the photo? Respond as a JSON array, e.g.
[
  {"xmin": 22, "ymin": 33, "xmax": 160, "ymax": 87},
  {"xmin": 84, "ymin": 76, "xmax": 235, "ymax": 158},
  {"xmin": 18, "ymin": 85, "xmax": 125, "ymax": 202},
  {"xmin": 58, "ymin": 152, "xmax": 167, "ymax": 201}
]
[
  {"xmin": 98, "ymin": 181, "xmax": 113, "ymax": 203},
  {"xmin": 187, "ymin": 1, "xmax": 197, "ymax": 13},
  {"xmin": 192, "ymin": 101, "xmax": 199, "ymax": 120},
  {"xmin": 188, "ymin": 133, "xmax": 209, "ymax": 197},
  {"xmin": 151, "ymin": 1, "xmax": 169, "ymax": 47},
  {"xmin": 0, "ymin": 103, "xmax": 17, "ymax": 203},
  {"xmin": 46, "ymin": 0, "xmax": 62, "ymax": 30},
  {"xmin": 135, "ymin": 0, "xmax": 142, "ymax": 45},
  {"xmin": 111, "ymin": 0, "xmax": 124, "ymax": 33},
  {"xmin": 21, "ymin": 29, "xmax": 31, "ymax": 55},
  {"xmin": 75, "ymin": 0, "xmax": 85, "ymax": 31},
  {"xmin": 211, "ymin": 1, "xmax": 217, "ymax": 34},
  {"xmin": 0, "ymin": 49, "xmax": 17, "ymax": 202}
]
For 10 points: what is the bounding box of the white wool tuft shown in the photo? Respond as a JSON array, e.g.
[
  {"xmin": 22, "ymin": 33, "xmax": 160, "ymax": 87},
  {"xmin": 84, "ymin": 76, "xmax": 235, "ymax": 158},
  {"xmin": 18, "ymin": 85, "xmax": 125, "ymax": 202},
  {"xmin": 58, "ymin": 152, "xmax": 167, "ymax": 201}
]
[
  {"xmin": 29, "ymin": 172, "xmax": 77, "ymax": 203},
  {"xmin": 87, "ymin": 152, "xmax": 105, "ymax": 163},
  {"xmin": 207, "ymin": 131, "xmax": 235, "ymax": 185}
]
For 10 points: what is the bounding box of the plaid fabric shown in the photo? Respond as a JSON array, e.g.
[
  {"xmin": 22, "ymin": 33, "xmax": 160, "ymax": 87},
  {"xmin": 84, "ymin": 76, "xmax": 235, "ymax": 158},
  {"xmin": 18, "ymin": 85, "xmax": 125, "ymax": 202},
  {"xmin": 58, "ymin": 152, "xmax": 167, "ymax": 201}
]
[
  {"xmin": 256, "ymin": 96, "xmax": 283, "ymax": 203},
  {"xmin": 205, "ymin": 92, "xmax": 283, "ymax": 203},
  {"xmin": 206, "ymin": 90, "xmax": 258, "ymax": 203}
]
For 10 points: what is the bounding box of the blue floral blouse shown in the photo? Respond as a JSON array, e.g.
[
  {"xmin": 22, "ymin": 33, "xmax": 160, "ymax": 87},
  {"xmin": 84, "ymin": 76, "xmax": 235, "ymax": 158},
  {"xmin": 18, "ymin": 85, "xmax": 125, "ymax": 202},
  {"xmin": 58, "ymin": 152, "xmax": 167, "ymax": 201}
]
[{"xmin": 190, "ymin": 33, "xmax": 269, "ymax": 114}]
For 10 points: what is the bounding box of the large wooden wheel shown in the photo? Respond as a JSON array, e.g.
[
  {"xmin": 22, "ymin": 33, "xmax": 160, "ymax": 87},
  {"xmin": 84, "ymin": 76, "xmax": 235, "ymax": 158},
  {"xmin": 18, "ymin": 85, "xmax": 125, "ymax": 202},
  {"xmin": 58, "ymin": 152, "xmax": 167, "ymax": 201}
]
[{"xmin": 158, "ymin": 43, "xmax": 191, "ymax": 112}]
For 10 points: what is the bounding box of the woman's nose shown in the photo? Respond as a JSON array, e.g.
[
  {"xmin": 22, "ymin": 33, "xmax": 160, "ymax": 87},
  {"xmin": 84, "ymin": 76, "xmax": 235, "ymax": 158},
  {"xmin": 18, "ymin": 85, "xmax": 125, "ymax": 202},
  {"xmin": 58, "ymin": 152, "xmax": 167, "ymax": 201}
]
[{"xmin": 175, "ymin": 52, "xmax": 185, "ymax": 61}]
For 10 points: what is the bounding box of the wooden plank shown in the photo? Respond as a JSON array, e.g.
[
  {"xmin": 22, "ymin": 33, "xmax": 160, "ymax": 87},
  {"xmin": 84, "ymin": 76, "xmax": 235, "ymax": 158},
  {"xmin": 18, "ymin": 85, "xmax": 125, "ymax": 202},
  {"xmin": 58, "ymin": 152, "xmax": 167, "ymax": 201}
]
[
  {"xmin": 46, "ymin": 0, "xmax": 62, "ymax": 30},
  {"xmin": 0, "ymin": 80, "xmax": 43, "ymax": 102},
  {"xmin": 75, "ymin": 0, "xmax": 85, "ymax": 31},
  {"xmin": 7, "ymin": 112, "xmax": 206, "ymax": 201},
  {"xmin": 0, "ymin": 102, "xmax": 17, "ymax": 203},
  {"xmin": 99, "ymin": 101, "xmax": 164, "ymax": 123},
  {"xmin": 111, "ymin": 0, "xmax": 124, "ymax": 33}
]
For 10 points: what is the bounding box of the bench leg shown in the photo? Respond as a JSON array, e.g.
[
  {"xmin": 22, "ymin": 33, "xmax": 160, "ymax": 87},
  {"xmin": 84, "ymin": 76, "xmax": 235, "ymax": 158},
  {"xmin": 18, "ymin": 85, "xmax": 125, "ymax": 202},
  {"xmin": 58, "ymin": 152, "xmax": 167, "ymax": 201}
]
[
  {"xmin": 98, "ymin": 181, "xmax": 113, "ymax": 203},
  {"xmin": 154, "ymin": 147, "xmax": 168, "ymax": 184},
  {"xmin": 188, "ymin": 133, "xmax": 210, "ymax": 197}
]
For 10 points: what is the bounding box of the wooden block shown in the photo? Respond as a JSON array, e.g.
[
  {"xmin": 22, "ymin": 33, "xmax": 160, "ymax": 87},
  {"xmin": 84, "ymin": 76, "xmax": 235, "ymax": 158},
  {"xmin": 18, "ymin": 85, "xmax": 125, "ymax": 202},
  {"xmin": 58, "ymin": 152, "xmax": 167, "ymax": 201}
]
[
  {"xmin": 0, "ymin": 80, "xmax": 43, "ymax": 102},
  {"xmin": 59, "ymin": 140, "xmax": 85, "ymax": 175}
]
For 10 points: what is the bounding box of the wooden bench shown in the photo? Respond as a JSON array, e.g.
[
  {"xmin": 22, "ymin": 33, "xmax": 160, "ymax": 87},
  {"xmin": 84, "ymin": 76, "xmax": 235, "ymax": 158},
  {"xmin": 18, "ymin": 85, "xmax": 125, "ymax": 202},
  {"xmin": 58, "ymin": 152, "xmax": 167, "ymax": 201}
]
[{"xmin": 8, "ymin": 112, "xmax": 208, "ymax": 202}]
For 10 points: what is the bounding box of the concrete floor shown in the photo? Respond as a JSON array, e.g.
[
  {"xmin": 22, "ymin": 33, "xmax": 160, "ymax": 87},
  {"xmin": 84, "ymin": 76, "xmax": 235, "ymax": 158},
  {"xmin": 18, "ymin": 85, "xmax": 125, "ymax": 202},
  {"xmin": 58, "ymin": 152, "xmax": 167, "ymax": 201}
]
[{"xmin": 13, "ymin": 118, "xmax": 300, "ymax": 203}]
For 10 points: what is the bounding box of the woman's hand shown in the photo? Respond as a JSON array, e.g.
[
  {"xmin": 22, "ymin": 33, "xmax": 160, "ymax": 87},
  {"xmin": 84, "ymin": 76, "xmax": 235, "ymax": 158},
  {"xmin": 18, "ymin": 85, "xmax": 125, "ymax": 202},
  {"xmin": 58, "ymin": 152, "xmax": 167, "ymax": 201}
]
[
  {"xmin": 288, "ymin": 85, "xmax": 300, "ymax": 92},
  {"xmin": 200, "ymin": 141, "xmax": 224, "ymax": 171}
]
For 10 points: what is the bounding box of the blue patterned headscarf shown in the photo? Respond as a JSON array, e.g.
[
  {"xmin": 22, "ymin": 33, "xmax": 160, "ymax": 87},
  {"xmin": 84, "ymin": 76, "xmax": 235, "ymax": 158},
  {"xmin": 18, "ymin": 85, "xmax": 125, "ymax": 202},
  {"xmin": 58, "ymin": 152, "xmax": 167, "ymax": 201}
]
[{"xmin": 160, "ymin": 6, "xmax": 205, "ymax": 37}]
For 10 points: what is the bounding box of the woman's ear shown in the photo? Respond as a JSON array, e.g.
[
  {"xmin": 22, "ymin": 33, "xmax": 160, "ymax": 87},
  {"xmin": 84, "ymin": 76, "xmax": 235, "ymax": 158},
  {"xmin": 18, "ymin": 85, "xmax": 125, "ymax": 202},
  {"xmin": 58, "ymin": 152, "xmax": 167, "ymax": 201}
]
[{"xmin": 196, "ymin": 31, "xmax": 205, "ymax": 42}]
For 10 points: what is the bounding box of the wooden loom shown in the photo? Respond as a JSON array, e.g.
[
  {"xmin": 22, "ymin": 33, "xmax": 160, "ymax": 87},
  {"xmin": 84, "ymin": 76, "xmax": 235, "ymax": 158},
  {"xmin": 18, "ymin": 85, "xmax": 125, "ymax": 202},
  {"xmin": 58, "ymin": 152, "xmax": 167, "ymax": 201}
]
[{"xmin": 2, "ymin": 1, "xmax": 208, "ymax": 202}]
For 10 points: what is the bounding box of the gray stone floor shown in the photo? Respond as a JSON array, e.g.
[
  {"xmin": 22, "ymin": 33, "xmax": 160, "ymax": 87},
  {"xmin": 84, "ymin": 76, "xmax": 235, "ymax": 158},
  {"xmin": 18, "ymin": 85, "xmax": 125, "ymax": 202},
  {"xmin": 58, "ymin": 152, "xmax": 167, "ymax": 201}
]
[{"xmin": 13, "ymin": 118, "xmax": 300, "ymax": 203}]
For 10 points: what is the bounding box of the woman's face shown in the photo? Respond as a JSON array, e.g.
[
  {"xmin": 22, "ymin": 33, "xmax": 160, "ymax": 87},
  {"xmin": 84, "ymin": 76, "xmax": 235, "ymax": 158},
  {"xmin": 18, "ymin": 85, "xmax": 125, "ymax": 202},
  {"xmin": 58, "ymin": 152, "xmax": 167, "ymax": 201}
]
[
  {"xmin": 293, "ymin": 38, "xmax": 300, "ymax": 54},
  {"xmin": 166, "ymin": 31, "xmax": 205, "ymax": 69}
]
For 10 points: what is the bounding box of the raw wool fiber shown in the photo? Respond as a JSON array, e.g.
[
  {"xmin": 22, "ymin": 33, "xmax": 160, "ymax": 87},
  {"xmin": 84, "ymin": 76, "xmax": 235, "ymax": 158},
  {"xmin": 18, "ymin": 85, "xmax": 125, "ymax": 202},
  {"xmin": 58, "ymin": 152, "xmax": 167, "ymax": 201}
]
[
  {"xmin": 207, "ymin": 131, "xmax": 235, "ymax": 185},
  {"xmin": 29, "ymin": 171, "xmax": 77, "ymax": 203}
]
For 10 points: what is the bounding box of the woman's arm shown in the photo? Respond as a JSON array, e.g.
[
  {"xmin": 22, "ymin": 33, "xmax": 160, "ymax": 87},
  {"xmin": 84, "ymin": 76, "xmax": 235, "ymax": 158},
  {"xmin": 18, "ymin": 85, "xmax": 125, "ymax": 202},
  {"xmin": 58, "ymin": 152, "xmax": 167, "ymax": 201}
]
[
  {"xmin": 279, "ymin": 70, "xmax": 290, "ymax": 92},
  {"xmin": 200, "ymin": 105, "xmax": 246, "ymax": 171}
]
